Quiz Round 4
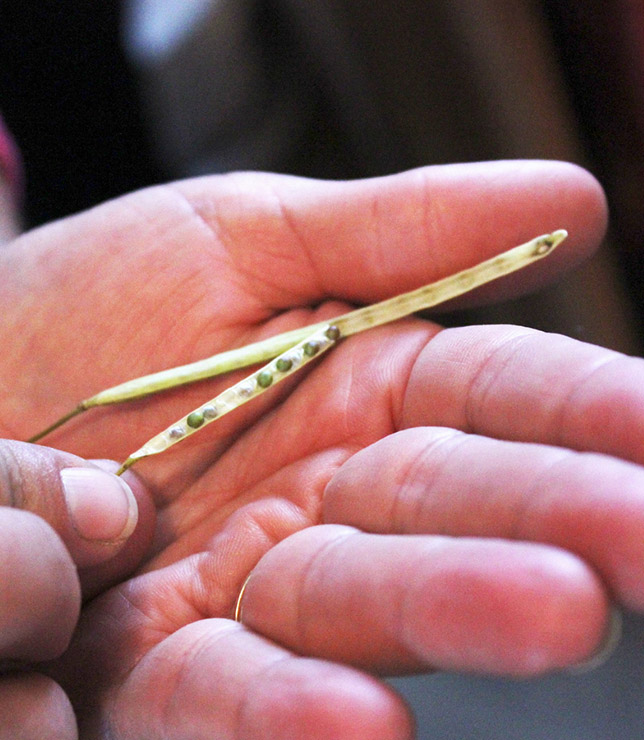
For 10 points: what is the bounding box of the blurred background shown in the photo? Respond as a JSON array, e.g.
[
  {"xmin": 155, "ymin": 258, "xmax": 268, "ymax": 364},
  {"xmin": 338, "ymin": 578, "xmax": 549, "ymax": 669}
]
[{"xmin": 1, "ymin": 1, "xmax": 644, "ymax": 737}]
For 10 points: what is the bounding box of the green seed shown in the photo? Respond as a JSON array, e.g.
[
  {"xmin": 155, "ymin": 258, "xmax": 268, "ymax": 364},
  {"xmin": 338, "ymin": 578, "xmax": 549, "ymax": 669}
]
[
  {"xmin": 257, "ymin": 370, "xmax": 274, "ymax": 388},
  {"xmin": 276, "ymin": 357, "xmax": 293, "ymax": 372},
  {"xmin": 325, "ymin": 325, "xmax": 341, "ymax": 341},
  {"xmin": 186, "ymin": 411, "xmax": 205, "ymax": 428},
  {"xmin": 303, "ymin": 341, "xmax": 320, "ymax": 357}
]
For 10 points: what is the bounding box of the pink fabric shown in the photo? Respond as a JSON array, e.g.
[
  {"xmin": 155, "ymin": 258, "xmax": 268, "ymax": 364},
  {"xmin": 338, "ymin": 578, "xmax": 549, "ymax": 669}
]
[{"xmin": 0, "ymin": 115, "xmax": 22, "ymax": 204}]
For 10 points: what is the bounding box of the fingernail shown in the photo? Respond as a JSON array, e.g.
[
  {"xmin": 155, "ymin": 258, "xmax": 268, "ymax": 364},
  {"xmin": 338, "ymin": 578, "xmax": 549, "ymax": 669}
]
[
  {"xmin": 61, "ymin": 468, "xmax": 139, "ymax": 542},
  {"xmin": 568, "ymin": 608, "xmax": 622, "ymax": 674}
]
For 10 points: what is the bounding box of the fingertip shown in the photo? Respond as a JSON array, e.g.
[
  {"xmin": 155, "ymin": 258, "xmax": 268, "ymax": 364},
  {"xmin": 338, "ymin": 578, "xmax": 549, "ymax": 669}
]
[
  {"xmin": 0, "ymin": 442, "xmax": 153, "ymax": 573},
  {"xmin": 567, "ymin": 607, "xmax": 622, "ymax": 674},
  {"xmin": 78, "ymin": 461, "xmax": 157, "ymax": 598},
  {"xmin": 401, "ymin": 540, "xmax": 611, "ymax": 677},
  {"xmin": 527, "ymin": 159, "xmax": 609, "ymax": 277},
  {"xmin": 0, "ymin": 509, "xmax": 80, "ymax": 662},
  {"xmin": 240, "ymin": 659, "xmax": 415, "ymax": 740},
  {"xmin": 61, "ymin": 467, "xmax": 138, "ymax": 543},
  {"xmin": 52, "ymin": 462, "xmax": 146, "ymax": 572},
  {"xmin": 90, "ymin": 459, "xmax": 156, "ymax": 547},
  {"xmin": 371, "ymin": 160, "xmax": 609, "ymax": 306},
  {"xmin": 0, "ymin": 673, "xmax": 77, "ymax": 740},
  {"xmin": 563, "ymin": 160, "xmax": 609, "ymax": 238},
  {"xmin": 427, "ymin": 159, "xmax": 609, "ymax": 306}
]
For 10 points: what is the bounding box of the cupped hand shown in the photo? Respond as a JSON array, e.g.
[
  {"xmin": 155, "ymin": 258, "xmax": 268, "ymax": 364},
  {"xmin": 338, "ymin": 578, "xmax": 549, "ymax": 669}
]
[{"xmin": 3, "ymin": 161, "xmax": 640, "ymax": 739}]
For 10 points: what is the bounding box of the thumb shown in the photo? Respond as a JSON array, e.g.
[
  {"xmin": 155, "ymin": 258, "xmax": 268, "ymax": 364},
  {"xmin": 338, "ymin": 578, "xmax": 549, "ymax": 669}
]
[{"xmin": 0, "ymin": 440, "xmax": 153, "ymax": 572}]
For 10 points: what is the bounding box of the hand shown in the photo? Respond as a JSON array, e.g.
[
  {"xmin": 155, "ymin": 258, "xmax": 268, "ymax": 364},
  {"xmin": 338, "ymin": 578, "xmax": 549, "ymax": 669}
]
[
  {"xmin": 0, "ymin": 441, "xmax": 153, "ymax": 739},
  {"xmin": 1, "ymin": 160, "xmax": 636, "ymax": 739}
]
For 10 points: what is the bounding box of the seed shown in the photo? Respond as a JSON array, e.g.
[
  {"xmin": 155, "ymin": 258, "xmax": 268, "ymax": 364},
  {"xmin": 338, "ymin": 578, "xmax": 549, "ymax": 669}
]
[
  {"xmin": 257, "ymin": 370, "xmax": 273, "ymax": 388},
  {"xmin": 238, "ymin": 382, "xmax": 254, "ymax": 398},
  {"xmin": 186, "ymin": 411, "xmax": 205, "ymax": 429},
  {"xmin": 303, "ymin": 341, "xmax": 320, "ymax": 357},
  {"xmin": 276, "ymin": 357, "xmax": 293, "ymax": 372},
  {"xmin": 202, "ymin": 405, "xmax": 218, "ymax": 420},
  {"xmin": 325, "ymin": 325, "xmax": 341, "ymax": 341}
]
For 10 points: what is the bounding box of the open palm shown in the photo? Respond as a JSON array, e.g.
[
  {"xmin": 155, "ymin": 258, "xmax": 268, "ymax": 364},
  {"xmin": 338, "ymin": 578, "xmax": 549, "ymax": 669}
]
[{"xmin": 3, "ymin": 161, "xmax": 643, "ymax": 739}]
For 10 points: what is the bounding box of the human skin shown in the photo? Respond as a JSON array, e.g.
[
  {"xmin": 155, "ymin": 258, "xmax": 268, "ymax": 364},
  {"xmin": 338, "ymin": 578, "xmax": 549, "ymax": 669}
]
[
  {"xmin": 3, "ymin": 160, "xmax": 643, "ymax": 738},
  {"xmin": 0, "ymin": 172, "xmax": 19, "ymax": 243},
  {"xmin": 0, "ymin": 444, "xmax": 150, "ymax": 740}
]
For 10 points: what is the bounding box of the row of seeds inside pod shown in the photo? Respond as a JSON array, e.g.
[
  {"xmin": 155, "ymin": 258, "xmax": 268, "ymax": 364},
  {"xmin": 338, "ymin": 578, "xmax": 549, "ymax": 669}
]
[{"xmin": 167, "ymin": 325, "xmax": 341, "ymax": 440}]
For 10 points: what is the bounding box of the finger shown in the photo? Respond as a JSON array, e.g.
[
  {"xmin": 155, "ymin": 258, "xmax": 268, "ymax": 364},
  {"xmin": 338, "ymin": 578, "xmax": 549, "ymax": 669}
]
[
  {"xmin": 0, "ymin": 508, "xmax": 79, "ymax": 662},
  {"xmin": 90, "ymin": 620, "xmax": 413, "ymax": 740},
  {"xmin": 0, "ymin": 441, "xmax": 150, "ymax": 571},
  {"xmin": 400, "ymin": 324, "xmax": 644, "ymax": 465},
  {"xmin": 0, "ymin": 673, "xmax": 77, "ymax": 740},
  {"xmin": 169, "ymin": 160, "xmax": 607, "ymax": 309},
  {"xmin": 324, "ymin": 428, "xmax": 644, "ymax": 612},
  {"xmin": 76, "ymin": 460, "xmax": 157, "ymax": 599},
  {"xmin": 236, "ymin": 525, "xmax": 611, "ymax": 676}
]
